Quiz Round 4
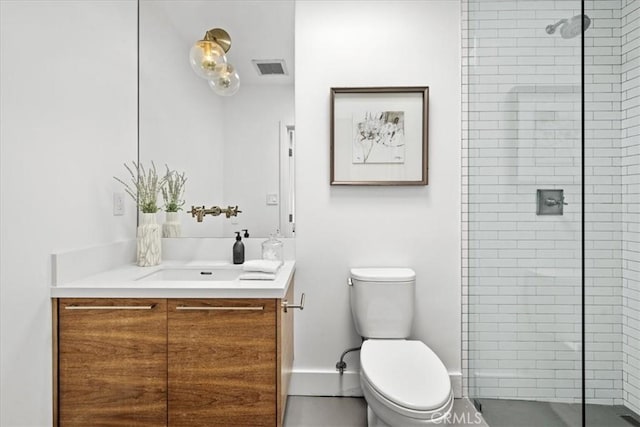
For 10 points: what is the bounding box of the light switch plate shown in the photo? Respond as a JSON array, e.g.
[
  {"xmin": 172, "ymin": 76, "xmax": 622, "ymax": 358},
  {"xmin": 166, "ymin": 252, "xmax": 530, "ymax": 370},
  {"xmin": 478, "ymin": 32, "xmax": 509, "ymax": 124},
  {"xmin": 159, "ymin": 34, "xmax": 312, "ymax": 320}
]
[
  {"xmin": 113, "ymin": 192, "xmax": 125, "ymax": 216},
  {"xmin": 266, "ymin": 193, "xmax": 278, "ymax": 206}
]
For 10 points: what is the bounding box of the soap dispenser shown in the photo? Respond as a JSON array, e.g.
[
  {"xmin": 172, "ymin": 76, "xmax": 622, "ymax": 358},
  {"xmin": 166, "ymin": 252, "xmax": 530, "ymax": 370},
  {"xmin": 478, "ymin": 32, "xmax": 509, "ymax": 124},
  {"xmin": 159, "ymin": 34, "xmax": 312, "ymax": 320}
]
[{"xmin": 233, "ymin": 231, "xmax": 244, "ymax": 264}]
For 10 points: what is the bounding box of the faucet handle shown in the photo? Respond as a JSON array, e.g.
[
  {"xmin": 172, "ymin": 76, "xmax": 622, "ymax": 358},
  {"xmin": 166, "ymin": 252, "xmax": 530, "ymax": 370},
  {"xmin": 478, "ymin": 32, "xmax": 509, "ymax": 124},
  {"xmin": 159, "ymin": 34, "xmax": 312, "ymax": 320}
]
[
  {"xmin": 189, "ymin": 205, "xmax": 207, "ymax": 222},
  {"xmin": 545, "ymin": 197, "xmax": 568, "ymax": 207},
  {"xmin": 225, "ymin": 205, "xmax": 242, "ymax": 218}
]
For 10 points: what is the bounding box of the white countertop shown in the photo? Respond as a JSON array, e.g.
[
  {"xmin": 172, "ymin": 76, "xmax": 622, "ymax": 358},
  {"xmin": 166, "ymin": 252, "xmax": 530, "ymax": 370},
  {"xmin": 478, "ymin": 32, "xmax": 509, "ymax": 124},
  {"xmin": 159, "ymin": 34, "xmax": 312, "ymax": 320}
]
[{"xmin": 50, "ymin": 260, "xmax": 295, "ymax": 299}]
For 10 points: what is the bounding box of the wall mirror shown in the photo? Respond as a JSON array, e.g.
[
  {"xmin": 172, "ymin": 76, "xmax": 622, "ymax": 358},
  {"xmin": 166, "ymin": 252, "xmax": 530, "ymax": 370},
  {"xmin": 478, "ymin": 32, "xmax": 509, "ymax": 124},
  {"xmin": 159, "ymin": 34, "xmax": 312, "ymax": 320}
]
[{"xmin": 139, "ymin": 0, "xmax": 295, "ymax": 238}]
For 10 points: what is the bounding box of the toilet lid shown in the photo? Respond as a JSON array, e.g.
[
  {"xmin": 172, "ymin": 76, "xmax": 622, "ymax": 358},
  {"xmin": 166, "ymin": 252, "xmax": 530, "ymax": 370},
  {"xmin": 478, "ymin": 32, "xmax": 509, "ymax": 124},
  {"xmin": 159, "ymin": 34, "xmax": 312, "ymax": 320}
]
[{"xmin": 360, "ymin": 340, "xmax": 451, "ymax": 411}]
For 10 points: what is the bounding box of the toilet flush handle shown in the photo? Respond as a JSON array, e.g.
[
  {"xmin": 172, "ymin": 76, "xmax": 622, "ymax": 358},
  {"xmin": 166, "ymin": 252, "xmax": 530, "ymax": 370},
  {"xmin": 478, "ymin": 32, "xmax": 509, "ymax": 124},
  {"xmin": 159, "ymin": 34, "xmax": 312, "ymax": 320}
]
[{"xmin": 347, "ymin": 277, "xmax": 353, "ymax": 286}]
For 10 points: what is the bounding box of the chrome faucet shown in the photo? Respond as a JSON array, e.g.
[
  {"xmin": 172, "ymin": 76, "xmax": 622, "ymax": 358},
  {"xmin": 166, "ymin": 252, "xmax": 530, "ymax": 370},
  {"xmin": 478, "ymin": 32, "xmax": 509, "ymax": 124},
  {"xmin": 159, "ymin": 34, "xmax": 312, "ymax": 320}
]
[{"xmin": 190, "ymin": 205, "xmax": 242, "ymax": 222}]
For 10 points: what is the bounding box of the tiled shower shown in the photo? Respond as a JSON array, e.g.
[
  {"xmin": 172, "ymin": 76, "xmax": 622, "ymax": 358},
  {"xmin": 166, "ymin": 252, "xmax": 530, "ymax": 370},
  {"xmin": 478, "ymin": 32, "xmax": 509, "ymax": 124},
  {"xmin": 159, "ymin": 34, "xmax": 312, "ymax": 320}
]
[{"xmin": 462, "ymin": 0, "xmax": 639, "ymax": 424}]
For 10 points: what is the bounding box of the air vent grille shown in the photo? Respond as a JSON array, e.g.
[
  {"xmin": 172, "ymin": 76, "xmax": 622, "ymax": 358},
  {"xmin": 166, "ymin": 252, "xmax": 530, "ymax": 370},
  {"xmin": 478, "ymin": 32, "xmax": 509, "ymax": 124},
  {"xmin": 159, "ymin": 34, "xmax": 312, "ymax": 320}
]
[{"xmin": 252, "ymin": 59, "xmax": 288, "ymax": 76}]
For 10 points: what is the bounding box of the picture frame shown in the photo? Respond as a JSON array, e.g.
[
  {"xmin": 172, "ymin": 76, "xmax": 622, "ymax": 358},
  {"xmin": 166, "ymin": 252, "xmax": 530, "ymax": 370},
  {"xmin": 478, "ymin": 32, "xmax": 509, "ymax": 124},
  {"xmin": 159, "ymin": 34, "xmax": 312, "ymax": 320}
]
[{"xmin": 330, "ymin": 86, "xmax": 429, "ymax": 186}]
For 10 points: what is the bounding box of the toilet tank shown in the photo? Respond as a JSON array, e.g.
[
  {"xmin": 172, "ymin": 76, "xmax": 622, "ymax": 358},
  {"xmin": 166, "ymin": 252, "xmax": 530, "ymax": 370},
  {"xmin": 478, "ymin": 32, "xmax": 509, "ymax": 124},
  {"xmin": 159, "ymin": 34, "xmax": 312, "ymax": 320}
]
[{"xmin": 349, "ymin": 268, "xmax": 416, "ymax": 339}]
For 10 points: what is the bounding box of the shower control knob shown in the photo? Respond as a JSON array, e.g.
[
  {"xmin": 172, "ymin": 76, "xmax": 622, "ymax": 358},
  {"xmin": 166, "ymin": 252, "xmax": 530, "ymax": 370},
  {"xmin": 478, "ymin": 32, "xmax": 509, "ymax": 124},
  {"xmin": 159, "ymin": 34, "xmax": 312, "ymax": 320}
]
[{"xmin": 545, "ymin": 198, "xmax": 568, "ymax": 207}]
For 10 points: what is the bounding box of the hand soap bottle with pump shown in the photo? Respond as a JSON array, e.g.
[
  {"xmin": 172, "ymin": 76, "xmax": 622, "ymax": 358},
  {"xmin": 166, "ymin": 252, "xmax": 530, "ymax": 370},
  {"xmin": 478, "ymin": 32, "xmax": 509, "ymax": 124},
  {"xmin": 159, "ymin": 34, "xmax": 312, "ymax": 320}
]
[
  {"xmin": 261, "ymin": 230, "xmax": 283, "ymax": 262},
  {"xmin": 233, "ymin": 229, "xmax": 249, "ymax": 264}
]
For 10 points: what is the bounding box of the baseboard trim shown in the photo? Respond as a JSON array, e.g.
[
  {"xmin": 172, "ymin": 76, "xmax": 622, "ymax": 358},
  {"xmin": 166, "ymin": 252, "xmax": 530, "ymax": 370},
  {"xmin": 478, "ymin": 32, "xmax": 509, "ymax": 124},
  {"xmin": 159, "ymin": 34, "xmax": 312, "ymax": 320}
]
[
  {"xmin": 451, "ymin": 371, "xmax": 462, "ymax": 398},
  {"xmin": 289, "ymin": 370, "xmax": 362, "ymax": 396},
  {"xmin": 289, "ymin": 370, "xmax": 463, "ymax": 398}
]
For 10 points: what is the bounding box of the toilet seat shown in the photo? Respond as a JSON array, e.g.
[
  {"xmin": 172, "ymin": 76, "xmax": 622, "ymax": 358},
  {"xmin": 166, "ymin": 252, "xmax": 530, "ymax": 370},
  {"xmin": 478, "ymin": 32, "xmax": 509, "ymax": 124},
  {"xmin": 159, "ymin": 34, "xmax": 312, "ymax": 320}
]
[
  {"xmin": 361, "ymin": 373, "xmax": 454, "ymax": 424},
  {"xmin": 360, "ymin": 340, "xmax": 452, "ymax": 414}
]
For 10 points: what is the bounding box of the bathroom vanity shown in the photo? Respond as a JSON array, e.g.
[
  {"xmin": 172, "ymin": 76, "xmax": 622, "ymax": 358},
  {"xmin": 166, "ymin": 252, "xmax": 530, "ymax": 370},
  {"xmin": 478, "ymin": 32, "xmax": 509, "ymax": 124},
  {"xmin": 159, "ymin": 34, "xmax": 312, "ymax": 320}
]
[{"xmin": 51, "ymin": 260, "xmax": 296, "ymax": 427}]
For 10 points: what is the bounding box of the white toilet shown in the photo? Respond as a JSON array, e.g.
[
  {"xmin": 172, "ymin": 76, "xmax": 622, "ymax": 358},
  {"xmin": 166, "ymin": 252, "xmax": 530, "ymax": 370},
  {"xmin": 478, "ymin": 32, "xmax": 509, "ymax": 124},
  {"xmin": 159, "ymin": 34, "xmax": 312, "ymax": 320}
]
[{"xmin": 349, "ymin": 267, "xmax": 453, "ymax": 426}]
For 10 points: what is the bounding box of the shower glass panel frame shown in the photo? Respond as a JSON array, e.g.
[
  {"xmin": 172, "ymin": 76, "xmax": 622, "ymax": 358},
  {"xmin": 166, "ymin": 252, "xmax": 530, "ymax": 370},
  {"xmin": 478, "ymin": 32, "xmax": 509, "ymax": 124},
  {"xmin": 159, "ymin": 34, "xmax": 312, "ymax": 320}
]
[
  {"xmin": 466, "ymin": 0, "xmax": 640, "ymax": 426},
  {"xmin": 464, "ymin": 0, "xmax": 585, "ymax": 424}
]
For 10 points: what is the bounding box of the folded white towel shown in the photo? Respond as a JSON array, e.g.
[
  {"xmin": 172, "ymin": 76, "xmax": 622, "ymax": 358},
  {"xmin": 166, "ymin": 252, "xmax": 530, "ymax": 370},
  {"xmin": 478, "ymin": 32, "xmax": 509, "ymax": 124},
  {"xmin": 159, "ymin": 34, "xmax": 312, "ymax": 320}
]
[
  {"xmin": 239, "ymin": 272, "xmax": 277, "ymax": 281},
  {"xmin": 242, "ymin": 259, "xmax": 283, "ymax": 274}
]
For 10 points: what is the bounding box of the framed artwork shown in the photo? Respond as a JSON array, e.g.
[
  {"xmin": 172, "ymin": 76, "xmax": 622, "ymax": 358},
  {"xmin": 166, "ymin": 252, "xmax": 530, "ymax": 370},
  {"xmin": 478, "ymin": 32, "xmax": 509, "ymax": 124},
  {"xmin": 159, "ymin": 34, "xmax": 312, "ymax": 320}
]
[{"xmin": 330, "ymin": 86, "xmax": 429, "ymax": 185}]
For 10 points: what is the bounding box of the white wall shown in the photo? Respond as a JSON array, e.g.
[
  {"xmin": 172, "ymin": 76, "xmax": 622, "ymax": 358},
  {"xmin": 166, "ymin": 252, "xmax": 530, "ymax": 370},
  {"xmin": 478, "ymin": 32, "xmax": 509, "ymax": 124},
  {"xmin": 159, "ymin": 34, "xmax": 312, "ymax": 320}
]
[
  {"xmin": 293, "ymin": 1, "xmax": 462, "ymax": 394},
  {"xmin": 0, "ymin": 1, "xmax": 137, "ymax": 425}
]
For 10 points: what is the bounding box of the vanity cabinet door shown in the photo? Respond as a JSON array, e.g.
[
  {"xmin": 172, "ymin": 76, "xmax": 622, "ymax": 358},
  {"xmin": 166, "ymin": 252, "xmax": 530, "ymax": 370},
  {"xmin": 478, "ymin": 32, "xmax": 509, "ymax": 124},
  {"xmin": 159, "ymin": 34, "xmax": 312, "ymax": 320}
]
[
  {"xmin": 57, "ymin": 298, "xmax": 167, "ymax": 427},
  {"xmin": 168, "ymin": 298, "xmax": 277, "ymax": 426},
  {"xmin": 277, "ymin": 279, "xmax": 295, "ymax": 426}
]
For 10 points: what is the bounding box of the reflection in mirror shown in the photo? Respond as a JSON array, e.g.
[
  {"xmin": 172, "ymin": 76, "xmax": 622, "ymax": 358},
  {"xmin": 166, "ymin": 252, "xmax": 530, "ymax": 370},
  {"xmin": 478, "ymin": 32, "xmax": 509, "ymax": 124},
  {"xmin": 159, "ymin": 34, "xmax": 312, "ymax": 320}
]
[{"xmin": 139, "ymin": 0, "xmax": 295, "ymax": 238}]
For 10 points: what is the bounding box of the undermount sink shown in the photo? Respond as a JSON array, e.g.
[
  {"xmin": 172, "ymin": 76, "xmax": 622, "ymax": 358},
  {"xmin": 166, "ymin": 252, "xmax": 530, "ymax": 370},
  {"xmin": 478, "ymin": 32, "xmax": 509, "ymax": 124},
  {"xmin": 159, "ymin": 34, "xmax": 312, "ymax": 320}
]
[{"xmin": 138, "ymin": 267, "xmax": 241, "ymax": 282}]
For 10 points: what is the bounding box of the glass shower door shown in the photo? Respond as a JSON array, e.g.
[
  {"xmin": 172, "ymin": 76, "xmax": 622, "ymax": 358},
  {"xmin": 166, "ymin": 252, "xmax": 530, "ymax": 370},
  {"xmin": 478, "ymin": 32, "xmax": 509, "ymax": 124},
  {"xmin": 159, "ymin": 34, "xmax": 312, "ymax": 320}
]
[{"xmin": 464, "ymin": 0, "xmax": 584, "ymax": 425}]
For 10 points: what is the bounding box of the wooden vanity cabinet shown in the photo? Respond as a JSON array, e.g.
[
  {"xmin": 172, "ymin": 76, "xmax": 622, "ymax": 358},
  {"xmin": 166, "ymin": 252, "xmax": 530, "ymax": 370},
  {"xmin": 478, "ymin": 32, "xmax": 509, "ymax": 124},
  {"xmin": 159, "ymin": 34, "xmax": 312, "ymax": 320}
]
[{"xmin": 54, "ymin": 279, "xmax": 295, "ymax": 427}]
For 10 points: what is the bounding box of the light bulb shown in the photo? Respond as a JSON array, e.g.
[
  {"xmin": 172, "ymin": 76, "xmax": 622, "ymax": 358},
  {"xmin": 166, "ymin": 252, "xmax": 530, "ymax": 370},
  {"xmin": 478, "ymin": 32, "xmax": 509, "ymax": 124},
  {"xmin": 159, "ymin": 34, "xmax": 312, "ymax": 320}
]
[
  {"xmin": 189, "ymin": 40, "xmax": 227, "ymax": 79},
  {"xmin": 208, "ymin": 63, "xmax": 240, "ymax": 96}
]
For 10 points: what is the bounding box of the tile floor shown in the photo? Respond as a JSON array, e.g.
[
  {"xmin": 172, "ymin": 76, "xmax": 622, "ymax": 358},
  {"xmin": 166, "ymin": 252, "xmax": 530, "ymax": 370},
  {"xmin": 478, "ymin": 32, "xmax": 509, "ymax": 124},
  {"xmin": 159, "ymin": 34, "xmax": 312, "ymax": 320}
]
[
  {"xmin": 478, "ymin": 398, "xmax": 640, "ymax": 427},
  {"xmin": 284, "ymin": 396, "xmax": 640, "ymax": 426},
  {"xmin": 283, "ymin": 396, "xmax": 488, "ymax": 426}
]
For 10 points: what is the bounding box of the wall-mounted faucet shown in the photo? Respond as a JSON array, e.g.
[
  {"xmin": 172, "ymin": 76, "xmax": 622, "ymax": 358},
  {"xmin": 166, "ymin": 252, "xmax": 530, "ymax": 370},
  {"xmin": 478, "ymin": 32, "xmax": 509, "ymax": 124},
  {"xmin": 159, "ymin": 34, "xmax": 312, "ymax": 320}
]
[{"xmin": 190, "ymin": 205, "xmax": 242, "ymax": 222}]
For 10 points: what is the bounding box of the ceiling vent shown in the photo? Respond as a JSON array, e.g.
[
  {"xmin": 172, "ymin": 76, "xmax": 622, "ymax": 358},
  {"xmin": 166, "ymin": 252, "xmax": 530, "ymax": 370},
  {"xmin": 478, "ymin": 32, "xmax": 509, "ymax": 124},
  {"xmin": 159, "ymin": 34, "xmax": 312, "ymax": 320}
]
[{"xmin": 252, "ymin": 59, "xmax": 288, "ymax": 76}]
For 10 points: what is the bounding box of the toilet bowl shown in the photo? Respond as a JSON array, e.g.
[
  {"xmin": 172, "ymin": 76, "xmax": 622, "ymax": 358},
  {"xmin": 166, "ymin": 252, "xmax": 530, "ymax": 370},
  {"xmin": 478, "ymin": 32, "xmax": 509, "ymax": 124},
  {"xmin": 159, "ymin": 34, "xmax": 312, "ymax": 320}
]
[
  {"xmin": 360, "ymin": 340, "xmax": 453, "ymax": 426},
  {"xmin": 349, "ymin": 268, "xmax": 453, "ymax": 426}
]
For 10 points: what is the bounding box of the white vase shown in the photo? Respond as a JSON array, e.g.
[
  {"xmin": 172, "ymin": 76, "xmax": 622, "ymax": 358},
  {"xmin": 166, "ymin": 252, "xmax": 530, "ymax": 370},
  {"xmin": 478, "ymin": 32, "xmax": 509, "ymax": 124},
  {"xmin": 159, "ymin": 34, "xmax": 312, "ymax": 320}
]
[
  {"xmin": 162, "ymin": 211, "xmax": 182, "ymax": 238},
  {"xmin": 137, "ymin": 212, "xmax": 161, "ymax": 267}
]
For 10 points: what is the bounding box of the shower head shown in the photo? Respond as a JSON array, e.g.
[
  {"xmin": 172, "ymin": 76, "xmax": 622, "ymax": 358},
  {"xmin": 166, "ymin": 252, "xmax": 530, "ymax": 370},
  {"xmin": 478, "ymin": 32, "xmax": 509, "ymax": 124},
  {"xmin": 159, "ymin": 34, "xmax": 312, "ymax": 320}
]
[
  {"xmin": 561, "ymin": 14, "xmax": 591, "ymax": 38},
  {"xmin": 545, "ymin": 14, "xmax": 591, "ymax": 39}
]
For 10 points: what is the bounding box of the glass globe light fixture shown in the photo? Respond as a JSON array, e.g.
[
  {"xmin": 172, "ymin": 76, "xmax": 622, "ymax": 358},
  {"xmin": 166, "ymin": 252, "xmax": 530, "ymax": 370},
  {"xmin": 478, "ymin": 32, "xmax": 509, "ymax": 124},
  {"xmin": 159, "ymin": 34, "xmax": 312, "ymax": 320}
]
[
  {"xmin": 208, "ymin": 63, "xmax": 240, "ymax": 96},
  {"xmin": 189, "ymin": 28, "xmax": 232, "ymax": 80},
  {"xmin": 189, "ymin": 40, "xmax": 227, "ymax": 80}
]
